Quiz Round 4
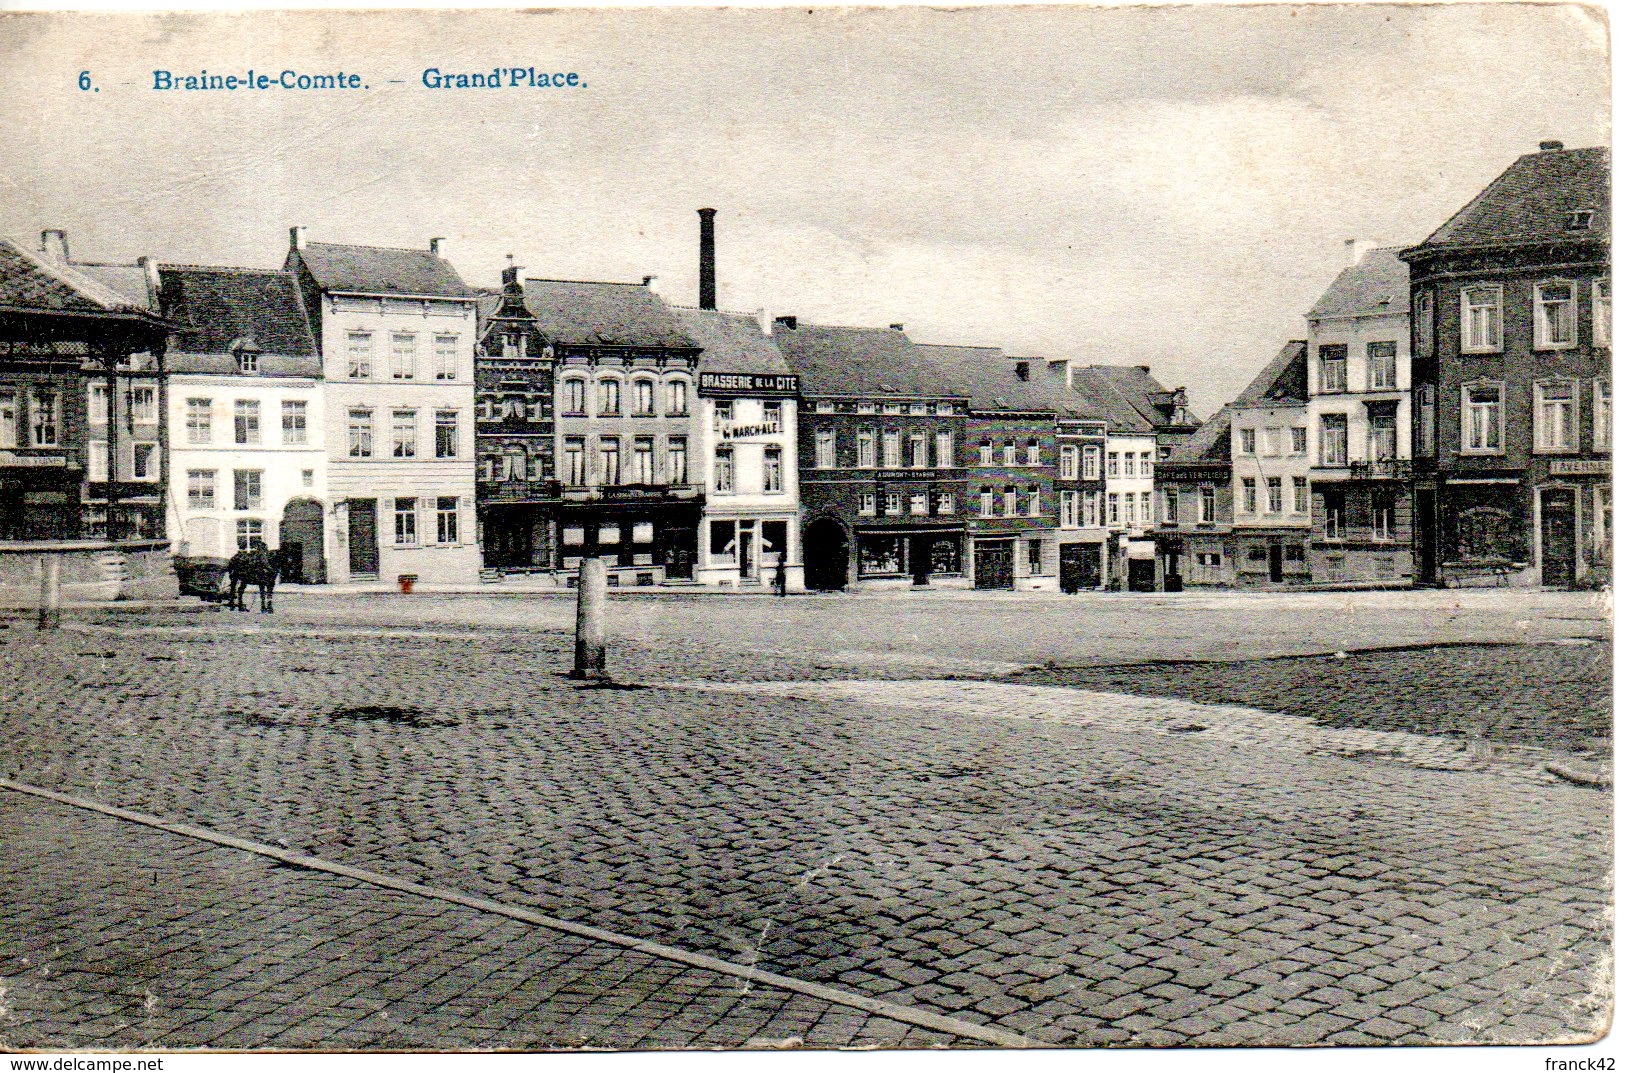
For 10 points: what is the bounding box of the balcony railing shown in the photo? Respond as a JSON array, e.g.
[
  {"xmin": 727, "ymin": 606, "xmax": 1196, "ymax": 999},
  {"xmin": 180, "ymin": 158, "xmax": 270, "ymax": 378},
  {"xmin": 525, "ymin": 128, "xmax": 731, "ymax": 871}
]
[{"xmin": 1348, "ymin": 459, "xmax": 1413, "ymax": 480}]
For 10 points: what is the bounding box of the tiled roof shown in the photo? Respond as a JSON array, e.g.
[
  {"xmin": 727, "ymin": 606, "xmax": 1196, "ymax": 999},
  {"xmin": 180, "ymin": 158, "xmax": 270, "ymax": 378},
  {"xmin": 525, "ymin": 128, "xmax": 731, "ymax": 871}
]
[
  {"xmin": 1413, "ymin": 145, "xmax": 1609, "ymax": 250},
  {"xmin": 1233, "ymin": 341, "xmax": 1308, "ymax": 407},
  {"xmin": 522, "ymin": 279, "xmax": 696, "ymax": 349},
  {"xmin": 158, "ymin": 265, "xmax": 319, "ymax": 377},
  {"xmin": 671, "ymin": 308, "xmax": 791, "ymax": 377},
  {"xmin": 1076, "ymin": 364, "xmax": 1188, "ymax": 430},
  {"xmin": 1006, "ymin": 357, "xmax": 1108, "ymax": 421},
  {"xmin": 72, "ymin": 263, "xmax": 155, "ymax": 310},
  {"xmin": 1070, "ymin": 365, "xmax": 1156, "ymax": 434},
  {"xmin": 1166, "ymin": 409, "xmax": 1232, "ymax": 463},
  {"xmin": 1308, "ymin": 247, "xmax": 1410, "ymax": 319},
  {"xmin": 773, "ymin": 322, "xmax": 955, "ymax": 397},
  {"xmin": 914, "ymin": 344, "xmax": 1101, "ymax": 417},
  {"xmin": 0, "ymin": 239, "xmax": 160, "ymax": 319},
  {"xmin": 295, "ymin": 242, "xmax": 475, "ymax": 297}
]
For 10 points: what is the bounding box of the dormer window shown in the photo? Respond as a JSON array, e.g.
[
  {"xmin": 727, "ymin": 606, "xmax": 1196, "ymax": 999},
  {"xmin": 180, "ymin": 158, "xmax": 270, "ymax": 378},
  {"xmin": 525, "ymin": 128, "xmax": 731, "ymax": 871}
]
[
  {"xmin": 235, "ymin": 346, "xmax": 259, "ymax": 374},
  {"xmin": 1567, "ymin": 209, "xmax": 1595, "ymax": 231}
]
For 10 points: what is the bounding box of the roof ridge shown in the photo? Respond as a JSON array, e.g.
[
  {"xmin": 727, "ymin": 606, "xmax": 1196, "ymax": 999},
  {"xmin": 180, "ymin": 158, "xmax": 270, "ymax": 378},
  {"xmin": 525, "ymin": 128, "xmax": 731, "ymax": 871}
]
[
  {"xmin": 524, "ymin": 276, "xmax": 647, "ymax": 287},
  {"xmin": 3, "ymin": 239, "xmax": 147, "ymax": 313},
  {"xmin": 160, "ymin": 263, "xmax": 289, "ymax": 275},
  {"xmin": 306, "ymin": 240, "xmax": 443, "ymax": 256}
]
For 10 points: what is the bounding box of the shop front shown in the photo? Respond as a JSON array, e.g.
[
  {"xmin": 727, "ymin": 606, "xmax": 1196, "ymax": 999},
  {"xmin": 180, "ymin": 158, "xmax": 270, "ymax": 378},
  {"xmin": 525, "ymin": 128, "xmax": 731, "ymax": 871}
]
[
  {"xmin": 854, "ymin": 525, "xmax": 967, "ymax": 589},
  {"xmin": 698, "ymin": 513, "xmax": 799, "ymax": 589},
  {"xmin": 555, "ymin": 493, "xmax": 700, "ymax": 586}
]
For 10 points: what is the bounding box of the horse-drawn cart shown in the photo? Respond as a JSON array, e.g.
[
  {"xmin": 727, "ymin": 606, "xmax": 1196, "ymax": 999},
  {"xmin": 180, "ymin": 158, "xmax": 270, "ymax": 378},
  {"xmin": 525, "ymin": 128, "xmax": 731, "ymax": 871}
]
[{"xmin": 173, "ymin": 556, "xmax": 232, "ymax": 602}]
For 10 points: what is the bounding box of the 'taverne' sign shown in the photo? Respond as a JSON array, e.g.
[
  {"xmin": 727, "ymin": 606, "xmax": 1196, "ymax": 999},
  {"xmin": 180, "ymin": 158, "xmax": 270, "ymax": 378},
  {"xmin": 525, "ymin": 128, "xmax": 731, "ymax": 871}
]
[
  {"xmin": 1549, "ymin": 459, "xmax": 1611, "ymax": 475},
  {"xmin": 699, "ymin": 372, "xmax": 800, "ymax": 397}
]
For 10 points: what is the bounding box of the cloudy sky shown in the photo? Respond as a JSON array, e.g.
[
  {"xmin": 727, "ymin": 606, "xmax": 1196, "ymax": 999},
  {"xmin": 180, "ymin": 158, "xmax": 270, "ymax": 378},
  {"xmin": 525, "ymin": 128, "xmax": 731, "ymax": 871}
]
[{"xmin": 0, "ymin": 5, "xmax": 1609, "ymax": 412}]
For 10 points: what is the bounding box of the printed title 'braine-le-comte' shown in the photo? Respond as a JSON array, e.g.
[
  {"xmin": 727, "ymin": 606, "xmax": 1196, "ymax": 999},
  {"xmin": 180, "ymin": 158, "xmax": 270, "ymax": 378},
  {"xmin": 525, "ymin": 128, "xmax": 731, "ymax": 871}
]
[{"xmin": 0, "ymin": 142, "xmax": 1607, "ymax": 601}]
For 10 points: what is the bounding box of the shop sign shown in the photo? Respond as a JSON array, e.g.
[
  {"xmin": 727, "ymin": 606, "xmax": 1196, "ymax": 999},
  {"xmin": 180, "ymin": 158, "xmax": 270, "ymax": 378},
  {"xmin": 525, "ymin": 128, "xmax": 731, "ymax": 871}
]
[
  {"xmin": 1549, "ymin": 459, "xmax": 1610, "ymax": 476},
  {"xmin": 719, "ymin": 422, "xmax": 781, "ymax": 441},
  {"xmin": 700, "ymin": 372, "xmax": 800, "ymax": 397},
  {"xmin": 0, "ymin": 453, "xmax": 67, "ymax": 467}
]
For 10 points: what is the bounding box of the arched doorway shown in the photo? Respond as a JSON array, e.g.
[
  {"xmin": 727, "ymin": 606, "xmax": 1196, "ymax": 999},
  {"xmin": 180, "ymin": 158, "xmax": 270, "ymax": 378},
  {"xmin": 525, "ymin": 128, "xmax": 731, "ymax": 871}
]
[
  {"xmin": 280, "ymin": 498, "xmax": 326, "ymax": 584},
  {"xmin": 803, "ymin": 517, "xmax": 850, "ymax": 591}
]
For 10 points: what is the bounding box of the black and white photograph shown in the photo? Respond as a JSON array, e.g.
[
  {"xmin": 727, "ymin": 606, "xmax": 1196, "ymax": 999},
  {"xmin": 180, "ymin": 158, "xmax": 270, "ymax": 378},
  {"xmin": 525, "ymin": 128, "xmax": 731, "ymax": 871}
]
[{"xmin": 0, "ymin": 1, "xmax": 1612, "ymax": 1059}]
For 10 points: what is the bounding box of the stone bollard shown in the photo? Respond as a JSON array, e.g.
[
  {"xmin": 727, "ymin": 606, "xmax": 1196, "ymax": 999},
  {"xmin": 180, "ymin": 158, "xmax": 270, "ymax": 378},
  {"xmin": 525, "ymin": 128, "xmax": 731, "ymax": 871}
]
[
  {"xmin": 37, "ymin": 554, "xmax": 61, "ymax": 631},
  {"xmin": 571, "ymin": 557, "xmax": 608, "ymax": 680}
]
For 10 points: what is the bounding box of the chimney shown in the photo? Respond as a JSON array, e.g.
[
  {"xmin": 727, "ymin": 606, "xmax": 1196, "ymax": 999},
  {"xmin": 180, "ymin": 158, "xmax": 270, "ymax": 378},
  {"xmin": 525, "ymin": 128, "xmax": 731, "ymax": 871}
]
[
  {"xmin": 1342, "ymin": 237, "xmax": 1376, "ymax": 266},
  {"xmin": 1540, "ymin": 140, "xmax": 1565, "ymax": 152},
  {"xmin": 1014, "ymin": 361, "xmax": 1030, "ymax": 382},
  {"xmin": 889, "ymin": 323, "xmax": 905, "ymax": 332},
  {"xmin": 429, "ymin": 236, "xmax": 446, "ymax": 258},
  {"xmin": 643, "ymin": 274, "xmax": 661, "ymax": 295},
  {"xmin": 756, "ymin": 307, "xmax": 772, "ymax": 337},
  {"xmin": 136, "ymin": 256, "xmax": 160, "ymax": 304},
  {"xmin": 39, "ymin": 229, "xmax": 69, "ymax": 264},
  {"xmin": 697, "ymin": 208, "xmax": 717, "ymax": 310},
  {"xmin": 774, "ymin": 315, "xmax": 797, "ymax": 331},
  {"xmin": 501, "ymin": 256, "xmax": 521, "ymax": 291},
  {"xmin": 289, "ymin": 225, "xmax": 307, "ymax": 252}
]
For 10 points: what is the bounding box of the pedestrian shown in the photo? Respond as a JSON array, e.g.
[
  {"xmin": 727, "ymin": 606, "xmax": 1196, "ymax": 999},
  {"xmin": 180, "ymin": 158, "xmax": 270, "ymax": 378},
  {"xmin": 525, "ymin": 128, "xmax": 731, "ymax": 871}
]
[{"xmin": 775, "ymin": 551, "xmax": 788, "ymax": 597}]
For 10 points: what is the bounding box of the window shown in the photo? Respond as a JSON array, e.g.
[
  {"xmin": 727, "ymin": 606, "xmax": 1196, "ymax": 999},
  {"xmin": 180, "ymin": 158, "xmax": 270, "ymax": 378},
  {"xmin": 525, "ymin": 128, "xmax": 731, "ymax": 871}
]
[
  {"xmin": 1323, "ymin": 490, "xmax": 1345, "ymax": 540},
  {"xmin": 1026, "ymin": 440, "xmax": 1041, "ymax": 465},
  {"xmin": 1597, "ymin": 487, "xmax": 1613, "ymax": 555},
  {"xmin": 1365, "ymin": 410, "xmax": 1396, "ymax": 461},
  {"xmin": 1266, "ymin": 477, "xmax": 1283, "ymax": 514},
  {"xmin": 1417, "ymin": 383, "xmax": 1437, "ymax": 456},
  {"xmin": 1122, "ymin": 493, "xmax": 1135, "ymax": 527},
  {"xmin": 1290, "ymin": 427, "xmax": 1307, "ymax": 455},
  {"xmin": 1261, "ymin": 427, "xmax": 1281, "ymax": 457},
  {"xmin": 1238, "ymin": 429, "xmax": 1256, "ymax": 455},
  {"xmin": 857, "ymin": 429, "xmax": 877, "ymax": 468},
  {"xmin": 563, "ymin": 378, "xmax": 587, "ymax": 415},
  {"xmin": 908, "ymin": 430, "xmax": 929, "ymax": 469},
  {"xmin": 936, "ymin": 403, "xmax": 955, "ymax": 417},
  {"xmin": 882, "ymin": 429, "xmax": 901, "ymax": 468},
  {"xmin": 1199, "ymin": 486, "xmax": 1216, "ymax": 524},
  {"xmin": 1462, "ymin": 286, "xmax": 1503, "ymax": 353},
  {"xmin": 347, "ymin": 332, "xmax": 372, "ymax": 378},
  {"xmin": 632, "ymin": 379, "xmax": 655, "ymax": 416},
  {"xmin": 598, "ymin": 439, "xmax": 621, "ymax": 485},
  {"xmin": 910, "ymin": 492, "xmax": 929, "ymax": 516},
  {"xmin": 1292, "ymin": 476, "xmax": 1309, "ymax": 514},
  {"xmin": 1367, "ymin": 342, "xmax": 1397, "ymax": 390},
  {"xmin": 667, "ymin": 437, "xmax": 688, "ymax": 484},
  {"xmin": 235, "ymin": 518, "xmax": 264, "ymax": 551},
  {"xmin": 886, "ymin": 491, "xmax": 904, "ymax": 516},
  {"xmin": 393, "ymin": 497, "xmax": 418, "ymax": 546},
  {"xmin": 856, "ymin": 402, "xmax": 875, "ymax": 415},
  {"xmin": 1140, "ymin": 490, "xmax": 1152, "ymax": 521},
  {"xmin": 28, "ymin": 389, "xmax": 58, "ymax": 446},
  {"xmin": 347, "ymin": 410, "xmax": 373, "ymax": 458},
  {"xmin": 1027, "ymin": 539, "xmax": 1043, "ymax": 572},
  {"xmin": 935, "ymin": 431, "xmax": 954, "ymax": 469},
  {"xmin": 1082, "ymin": 490, "xmax": 1100, "ymax": 527},
  {"xmin": 186, "ymin": 469, "xmax": 215, "ymax": 510},
  {"xmin": 186, "ymin": 398, "xmax": 212, "ymax": 444},
  {"xmin": 936, "ymin": 491, "xmax": 955, "ymax": 515},
  {"xmin": 666, "ymin": 379, "xmax": 689, "ymax": 416},
  {"xmin": 1372, "ymin": 496, "xmax": 1395, "ymax": 542},
  {"xmin": 302, "ymin": 469, "xmax": 314, "ymax": 488},
  {"xmin": 436, "ymin": 497, "xmax": 459, "ymax": 543},
  {"xmin": 1594, "ymin": 280, "xmax": 1611, "ymax": 348},
  {"xmin": 1028, "ymin": 486, "xmax": 1041, "ymax": 516},
  {"xmin": 1535, "ymin": 282, "xmax": 1578, "ymax": 349},
  {"xmin": 859, "ymin": 493, "xmax": 876, "ymax": 516},
  {"xmin": 1058, "ymin": 445, "xmax": 1079, "ymax": 479},
  {"xmin": 1060, "ymin": 490, "xmax": 1080, "ymax": 527},
  {"xmin": 1106, "ymin": 452, "xmax": 1120, "ymax": 477},
  {"xmin": 617, "ymin": 438, "xmax": 648, "ymax": 485},
  {"xmin": 1164, "ymin": 487, "xmax": 1178, "ymax": 525},
  {"xmin": 882, "ymin": 403, "xmax": 901, "ymax": 416},
  {"xmin": 563, "ymin": 437, "xmax": 586, "ymax": 485},
  {"xmin": 281, "ymin": 400, "xmax": 308, "ymax": 445},
  {"xmin": 598, "ymin": 378, "xmax": 621, "ymax": 416},
  {"xmin": 237, "ymin": 349, "xmax": 258, "ymax": 374},
  {"xmin": 1001, "ymin": 442, "xmax": 1017, "ymax": 466},
  {"xmin": 391, "ymin": 410, "xmax": 417, "ymax": 458},
  {"xmin": 389, "ymin": 333, "xmax": 417, "ymax": 380},
  {"xmin": 763, "ymin": 447, "xmax": 783, "ymax": 493},
  {"xmin": 979, "ymin": 440, "xmax": 995, "ymax": 466},
  {"xmin": 1240, "ymin": 477, "xmax": 1257, "ymax": 514},
  {"xmin": 233, "ymin": 400, "xmax": 260, "ymax": 445},
  {"xmin": 764, "ymin": 402, "xmax": 784, "ymax": 433},
  {"xmin": 434, "ymin": 335, "xmax": 459, "ymax": 380},
  {"xmin": 980, "ymin": 487, "xmax": 995, "ymax": 517},
  {"xmin": 1319, "ymin": 345, "xmax": 1348, "ymax": 393},
  {"xmin": 910, "ymin": 402, "xmax": 928, "ymax": 417},
  {"xmin": 815, "ymin": 429, "xmax": 835, "ymax": 469},
  {"xmin": 713, "ymin": 446, "xmax": 734, "ymax": 492},
  {"xmin": 87, "ymin": 441, "xmax": 108, "ymax": 482},
  {"xmin": 1140, "ymin": 453, "xmax": 1153, "ymax": 477},
  {"xmin": 1002, "ymin": 486, "xmax": 1018, "ymax": 517},
  {"xmin": 1413, "ymin": 291, "xmax": 1434, "ymax": 357},
  {"xmin": 1463, "ymin": 383, "xmax": 1504, "ymax": 453},
  {"xmin": 1595, "ymin": 379, "xmax": 1611, "ymax": 452},
  {"xmin": 1320, "ymin": 414, "xmax": 1348, "ymax": 466},
  {"xmin": 89, "ymin": 383, "xmax": 108, "ymax": 423},
  {"xmin": 1106, "ymin": 493, "xmax": 1120, "ymax": 526},
  {"xmin": 1534, "ymin": 381, "xmax": 1579, "ymax": 452},
  {"xmin": 233, "ymin": 469, "xmax": 263, "ymax": 510},
  {"xmin": 428, "ymin": 410, "xmax": 457, "ymax": 459},
  {"xmin": 1081, "ymin": 447, "xmax": 1100, "ymax": 480}
]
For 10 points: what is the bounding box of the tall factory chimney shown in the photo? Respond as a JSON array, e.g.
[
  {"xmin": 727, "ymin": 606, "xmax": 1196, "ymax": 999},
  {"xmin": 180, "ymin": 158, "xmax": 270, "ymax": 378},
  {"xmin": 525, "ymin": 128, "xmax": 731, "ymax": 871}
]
[{"xmin": 698, "ymin": 207, "xmax": 717, "ymax": 310}]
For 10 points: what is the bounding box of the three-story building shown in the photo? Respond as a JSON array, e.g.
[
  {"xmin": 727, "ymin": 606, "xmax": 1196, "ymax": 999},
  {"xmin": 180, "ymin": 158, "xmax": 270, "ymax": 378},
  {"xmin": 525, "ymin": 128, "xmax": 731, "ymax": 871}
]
[{"xmin": 1226, "ymin": 342, "xmax": 1312, "ymax": 586}]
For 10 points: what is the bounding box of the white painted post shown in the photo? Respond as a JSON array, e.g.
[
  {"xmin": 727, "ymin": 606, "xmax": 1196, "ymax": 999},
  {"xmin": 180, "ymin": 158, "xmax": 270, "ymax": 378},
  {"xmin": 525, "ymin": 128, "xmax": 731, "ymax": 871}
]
[
  {"xmin": 37, "ymin": 554, "xmax": 61, "ymax": 631},
  {"xmin": 571, "ymin": 557, "xmax": 607, "ymax": 680}
]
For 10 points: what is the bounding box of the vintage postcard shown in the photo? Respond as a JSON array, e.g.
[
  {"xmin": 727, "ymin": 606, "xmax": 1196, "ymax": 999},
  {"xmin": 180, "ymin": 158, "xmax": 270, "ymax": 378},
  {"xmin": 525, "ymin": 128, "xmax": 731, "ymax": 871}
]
[{"xmin": 0, "ymin": 2, "xmax": 1611, "ymax": 1061}]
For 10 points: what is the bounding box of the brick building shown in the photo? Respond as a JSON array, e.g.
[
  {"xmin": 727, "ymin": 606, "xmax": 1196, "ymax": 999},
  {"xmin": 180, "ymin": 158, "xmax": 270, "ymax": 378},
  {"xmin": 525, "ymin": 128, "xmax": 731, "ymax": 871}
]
[
  {"xmin": 1154, "ymin": 410, "xmax": 1234, "ymax": 588},
  {"xmin": 1071, "ymin": 366, "xmax": 1159, "ymax": 590},
  {"xmin": 1400, "ymin": 142, "xmax": 1610, "ymax": 588}
]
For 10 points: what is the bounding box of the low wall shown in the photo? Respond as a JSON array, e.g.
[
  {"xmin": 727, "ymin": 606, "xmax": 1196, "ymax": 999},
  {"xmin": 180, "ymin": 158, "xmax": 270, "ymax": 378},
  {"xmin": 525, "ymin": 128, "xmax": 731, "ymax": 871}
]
[{"xmin": 0, "ymin": 540, "xmax": 179, "ymax": 607}]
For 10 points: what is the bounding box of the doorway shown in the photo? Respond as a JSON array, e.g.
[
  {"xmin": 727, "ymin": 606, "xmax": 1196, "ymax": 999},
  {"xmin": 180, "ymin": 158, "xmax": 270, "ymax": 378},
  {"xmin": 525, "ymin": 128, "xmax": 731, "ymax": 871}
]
[
  {"xmin": 1267, "ymin": 543, "xmax": 1284, "ymax": 582},
  {"xmin": 1540, "ymin": 488, "xmax": 1577, "ymax": 588},
  {"xmin": 347, "ymin": 499, "xmax": 378, "ymax": 577},
  {"xmin": 974, "ymin": 540, "xmax": 1014, "ymax": 589},
  {"xmin": 738, "ymin": 527, "xmax": 756, "ymax": 580},
  {"xmin": 280, "ymin": 498, "xmax": 325, "ymax": 583},
  {"xmin": 803, "ymin": 518, "xmax": 849, "ymax": 590}
]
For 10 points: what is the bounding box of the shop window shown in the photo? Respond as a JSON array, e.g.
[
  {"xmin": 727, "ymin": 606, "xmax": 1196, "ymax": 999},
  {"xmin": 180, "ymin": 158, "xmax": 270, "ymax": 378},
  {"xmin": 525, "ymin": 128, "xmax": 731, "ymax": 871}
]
[{"xmin": 710, "ymin": 520, "xmax": 737, "ymax": 564}]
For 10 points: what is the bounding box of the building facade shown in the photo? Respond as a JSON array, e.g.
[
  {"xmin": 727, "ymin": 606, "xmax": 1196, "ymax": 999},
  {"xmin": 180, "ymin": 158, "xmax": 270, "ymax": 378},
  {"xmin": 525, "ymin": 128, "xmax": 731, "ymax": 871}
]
[
  {"xmin": 1227, "ymin": 342, "xmax": 1312, "ymax": 587},
  {"xmin": 158, "ymin": 266, "xmax": 327, "ymax": 580},
  {"xmin": 287, "ymin": 231, "xmax": 480, "ymax": 585},
  {"xmin": 1034, "ymin": 360, "xmax": 1111, "ymax": 592},
  {"xmin": 1304, "ymin": 246, "xmax": 1415, "ymax": 586},
  {"xmin": 1072, "ymin": 366, "xmax": 1159, "ymax": 590},
  {"xmin": 1401, "ymin": 142, "xmax": 1610, "ymax": 588},
  {"xmin": 1154, "ymin": 410, "xmax": 1234, "ymax": 588}
]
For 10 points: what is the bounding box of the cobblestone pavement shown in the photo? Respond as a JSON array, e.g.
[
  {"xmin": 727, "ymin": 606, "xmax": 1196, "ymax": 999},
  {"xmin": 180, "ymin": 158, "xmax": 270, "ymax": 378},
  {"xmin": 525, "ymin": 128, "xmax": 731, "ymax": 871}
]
[
  {"xmin": 0, "ymin": 791, "xmax": 965, "ymax": 1051},
  {"xmin": 0, "ymin": 602, "xmax": 1610, "ymax": 1048},
  {"xmin": 1010, "ymin": 641, "xmax": 1613, "ymax": 758}
]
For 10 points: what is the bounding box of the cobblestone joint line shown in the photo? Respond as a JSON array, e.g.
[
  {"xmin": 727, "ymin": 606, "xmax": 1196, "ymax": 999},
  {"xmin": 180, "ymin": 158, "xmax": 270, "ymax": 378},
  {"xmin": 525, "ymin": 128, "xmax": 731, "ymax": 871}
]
[{"xmin": 0, "ymin": 778, "xmax": 1033, "ymax": 1050}]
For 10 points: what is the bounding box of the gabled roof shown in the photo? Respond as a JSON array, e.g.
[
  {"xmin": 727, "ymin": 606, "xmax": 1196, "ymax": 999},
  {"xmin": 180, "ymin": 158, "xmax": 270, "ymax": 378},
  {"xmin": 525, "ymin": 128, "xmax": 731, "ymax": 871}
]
[
  {"xmin": 1166, "ymin": 409, "xmax": 1232, "ymax": 463},
  {"xmin": 1308, "ymin": 247, "xmax": 1410, "ymax": 319},
  {"xmin": 671, "ymin": 307, "xmax": 791, "ymax": 377},
  {"xmin": 0, "ymin": 239, "xmax": 165, "ymax": 322},
  {"xmin": 1410, "ymin": 145, "xmax": 1609, "ymax": 251},
  {"xmin": 1070, "ymin": 365, "xmax": 1156, "ymax": 434},
  {"xmin": 71, "ymin": 262, "xmax": 156, "ymax": 310},
  {"xmin": 913, "ymin": 344, "xmax": 1109, "ymax": 418},
  {"xmin": 1233, "ymin": 341, "xmax": 1308, "ymax": 407},
  {"xmin": 521, "ymin": 279, "xmax": 696, "ymax": 349},
  {"xmin": 1006, "ymin": 357, "xmax": 1108, "ymax": 422},
  {"xmin": 294, "ymin": 242, "xmax": 475, "ymax": 297},
  {"xmin": 158, "ymin": 265, "xmax": 319, "ymax": 376},
  {"xmin": 773, "ymin": 322, "xmax": 954, "ymax": 397}
]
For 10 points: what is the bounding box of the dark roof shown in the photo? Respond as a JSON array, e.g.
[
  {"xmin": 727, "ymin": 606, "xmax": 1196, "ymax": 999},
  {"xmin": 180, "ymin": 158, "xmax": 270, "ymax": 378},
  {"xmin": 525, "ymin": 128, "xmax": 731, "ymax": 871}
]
[
  {"xmin": 158, "ymin": 266, "xmax": 319, "ymax": 376},
  {"xmin": 1072, "ymin": 364, "xmax": 1197, "ymax": 431},
  {"xmin": 671, "ymin": 308, "xmax": 791, "ymax": 377},
  {"xmin": 295, "ymin": 242, "xmax": 475, "ymax": 297},
  {"xmin": 1166, "ymin": 409, "xmax": 1232, "ymax": 463},
  {"xmin": 0, "ymin": 239, "xmax": 165, "ymax": 322},
  {"xmin": 773, "ymin": 322, "xmax": 955, "ymax": 397},
  {"xmin": 1070, "ymin": 365, "xmax": 1156, "ymax": 434},
  {"xmin": 1233, "ymin": 341, "xmax": 1308, "ymax": 407},
  {"xmin": 521, "ymin": 279, "xmax": 696, "ymax": 349},
  {"xmin": 1411, "ymin": 145, "xmax": 1609, "ymax": 251},
  {"xmin": 1308, "ymin": 247, "xmax": 1410, "ymax": 319},
  {"xmin": 913, "ymin": 344, "xmax": 1105, "ymax": 417}
]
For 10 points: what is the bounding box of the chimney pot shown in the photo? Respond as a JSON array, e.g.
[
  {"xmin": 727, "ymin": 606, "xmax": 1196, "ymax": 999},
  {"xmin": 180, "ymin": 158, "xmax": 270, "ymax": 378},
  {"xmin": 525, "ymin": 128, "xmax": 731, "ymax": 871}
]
[
  {"xmin": 756, "ymin": 307, "xmax": 772, "ymax": 337},
  {"xmin": 1540, "ymin": 140, "xmax": 1565, "ymax": 151},
  {"xmin": 39, "ymin": 229, "xmax": 69, "ymax": 264},
  {"xmin": 697, "ymin": 208, "xmax": 717, "ymax": 311},
  {"xmin": 889, "ymin": 323, "xmax": 905, "ymax": 332},
  {"xmin": 429, "ymin": 237, "xmax": 446, "ymax": 257},
  {"xmin": 643, "ymin": 274, "xmax": 660, "ymax": 294},
  {"xmin": 773, "ymin": 315, "xmax": 797, "ymax": 331},
  {"xmin": 289, "ymin": 226, "xmax": 307, "ymax": 251},
  {"xmin": 1014, "ymin": 361, "xmax": 1030, "ymax": 382}
]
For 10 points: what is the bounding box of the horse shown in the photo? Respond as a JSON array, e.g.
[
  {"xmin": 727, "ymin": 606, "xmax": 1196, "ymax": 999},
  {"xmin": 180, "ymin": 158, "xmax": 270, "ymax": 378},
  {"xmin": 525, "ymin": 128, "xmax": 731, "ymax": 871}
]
[{"xmin": 226, "ymin": 541, "xmax": 281, "ymax": 613}]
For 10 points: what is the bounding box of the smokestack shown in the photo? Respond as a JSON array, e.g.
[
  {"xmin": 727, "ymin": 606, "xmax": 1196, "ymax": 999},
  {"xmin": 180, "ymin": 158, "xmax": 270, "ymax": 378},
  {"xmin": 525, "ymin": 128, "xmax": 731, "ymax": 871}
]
[
  {"xmin": 137, "ymin": 256, "xmax": 160, "ymax": 305},
  {"xmin": 429, "ymin": 237, "xmax": 446, "ymax": 258},
  {"xmin": 39, "ymin": 230, "xmax": 69, "ymax": 264},
  {"xmin": 698, "ymin": 208, "xmax": 717, "ymax": 311},
  {"xmin": 289, "ymin": 226, "xmax": 307, "ymax": 251}
]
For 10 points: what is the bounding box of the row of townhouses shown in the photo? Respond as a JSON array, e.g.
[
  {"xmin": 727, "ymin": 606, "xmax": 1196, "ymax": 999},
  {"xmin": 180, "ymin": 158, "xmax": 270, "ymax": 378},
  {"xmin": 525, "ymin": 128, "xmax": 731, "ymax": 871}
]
[{"xmin": 0, "ymin": 142, "xmax": 1607, "ymax": 600}]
